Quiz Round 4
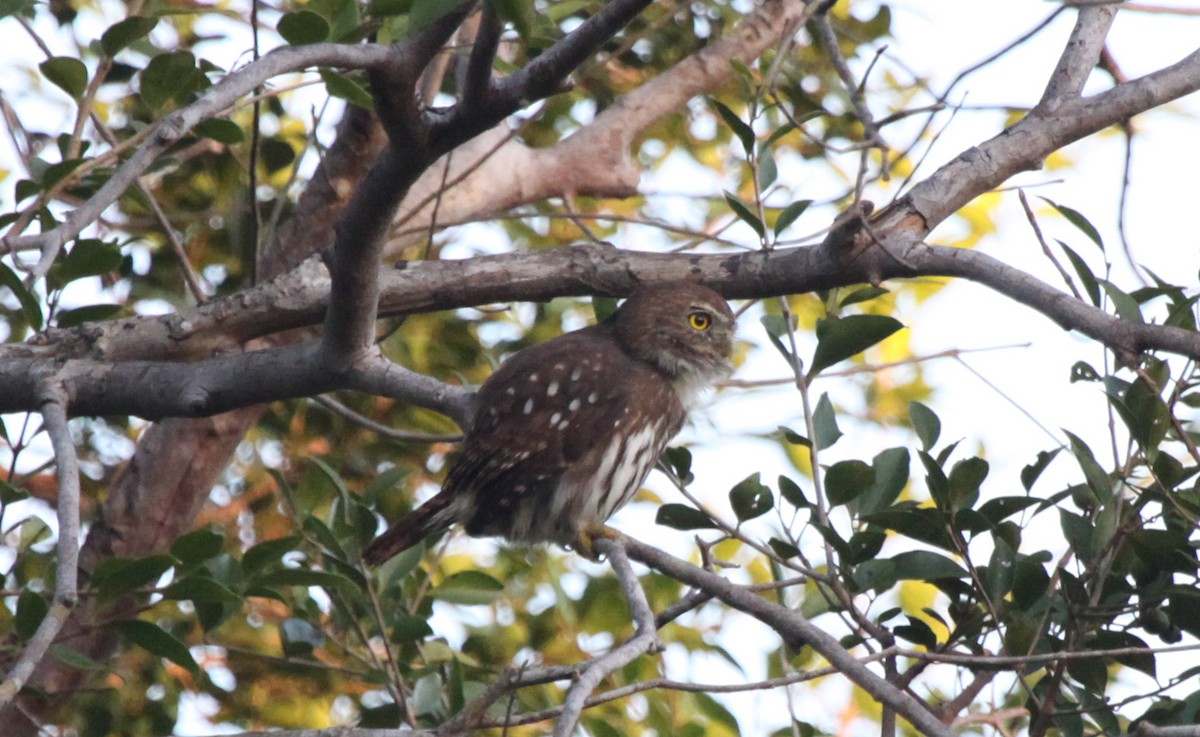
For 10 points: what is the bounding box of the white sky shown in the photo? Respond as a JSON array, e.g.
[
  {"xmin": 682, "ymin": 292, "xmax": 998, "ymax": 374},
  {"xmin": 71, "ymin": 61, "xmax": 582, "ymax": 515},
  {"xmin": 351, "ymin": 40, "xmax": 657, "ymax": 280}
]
[{"xmin": 3, "ymin": 1, "xmax": 1200, "ymax": 735}]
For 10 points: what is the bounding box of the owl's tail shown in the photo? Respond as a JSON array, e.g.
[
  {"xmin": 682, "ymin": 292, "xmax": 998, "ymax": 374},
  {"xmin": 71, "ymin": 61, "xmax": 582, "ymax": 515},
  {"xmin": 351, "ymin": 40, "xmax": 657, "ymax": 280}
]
[{"xmin": 363, "ymin": 493, "xmax": 457, "ymax": 566}]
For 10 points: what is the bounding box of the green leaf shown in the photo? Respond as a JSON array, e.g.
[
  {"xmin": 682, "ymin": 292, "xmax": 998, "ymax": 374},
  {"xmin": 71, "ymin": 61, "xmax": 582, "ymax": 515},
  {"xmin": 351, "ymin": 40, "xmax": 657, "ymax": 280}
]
[
  {"xmin": 100, "ymin": 16, "xmax": 157, "ymax": 56},
  {"xmin": 93, "ymin": 554, "xmax": 176, "ymax": 600},
  {"xmin": 408, "ymin": 0, "xmax": 473, "ymax": 34},
  {"xmin": 894, "ymin": 616, "xmax": 938, "ymax": 648},
  {"xmin": 0, "ymin": 260, "xmax": 44, "ymax": 330},
  {"xmin": 863, "ymin": 507, "xmax": 955, "ymax": 551},
  {"xmin": 723, "ymin": 191, "xmax": 765, "ymax": 239},
  {"xmin": 140, "ymin": 51, "xmax": 199, "ymax": 109},
  {"xmin": 839, "ymin": 285, "xmax": 888, "ymax": 307},
  {"xmin": 40, "ymin": 57, "xmax": 88, "ymax": 98},
  {"xmin": 310, "ymin": 456, "xmax": 351, "ymax": 524},
  {"xmin": 847, "ymin": 529, "xmax": 886, "ymax": 564},
  {"xmin": 1021, "ymin": 449, "xmax": 1060, "ymax": 491},
  {"xmin": 812, "ymin": 393, "xmax": 842, "ymax": 448},
  {"xmin": 909, "ymin": 401, "xmax": 940, "ymax": 451},
  {"xmin": 49, "ymin": 644, "xmax": 108, "ymax": 672},
  {"xmin": 492, "ymin": 0, "xmax": 534, "ymax": 41},
  {"xmin": 947, "ymin": 457, "xmax": 988, "ymax": 511},
  {"xmin": 1011, "ymin": 556, "xmax": 1050, "ymax": 611},
  {"xmin": 889, "ymin": 550, "xmax": 968, "ymax": 581},
  {"xmin": 280, "ymin": 617, "xmax": 325, "ymax": 657},
  {"xmin": 662, "ymin": 446, "xmax": 693, "ymax": 484},
  {"xmin": 985, "ymin": 538, "xmax": 1016, "ymax": 600},
  {"xmin": 48, "ymin": 239, "xmax": 122, "ymax": 289},
  {"xmin": 773, "ymin": 199, "xmax": 813, "ymax": 237},
  {"xmin": 1058, "ymin": 242, "xmax": 1101, "ymax": 306},
  {"xmin": 768, "ymin": 537, "xmax": 800, "ymax": 560},
  {"xmin": 711, "ymin": 99, "xmax": 756, "ymax": 155},
  {"xmin": 694, "ymin": 691, "xmax": 741, "ymax": 735},
  {"xmin": 1069, "ymin": 360, "xmax": 1101, "ymax": 383},
  {"xmin": 1099, "ymin": 279, "xmax": 1143, "ymax": 323},
  {"xmin": 593, "ymin": 295, "xmax": 618, "ymax": 322},
  {"xmin": 1063, "ymin": 431, "xmax": 1111, "ymax": 507},
  {"xmin": 759, "ymin": 313, "xmax": 795, "ymax": 360},
  {"xmin": 162, "ymin": 576, "xmax": 243, "ymax": 604},
  {"xmin": 0, "ymin": 479, "xmax": 28, "ymax": 504},
  {"xmin": 729, "ymin": 472, "xmax": 773, "ymax": 522},
  {"xmin": 56, "ymin": 304, "xmax": 121, "ymax": 327},
  {"xmin": 170, "ymin": 528, "xmax": 225, "ymax": 566},
  {"xmin": 1059, "ymin": 508, "xmax": 1094, "ymax": 560},
  {"xmin": 391, "ymin": 613, "xmax": 434, "ymax": 643},
  {"xmin": 430, "ymin": 570, "xmax": 504, "ymax": 606},
  {"xmin": 113, "ymin": 620, "xmax": 200, "ymax": 675},
  {"xmin": 193, "ymin": 118, "xmax": 245, "ymax": 144},
  {"xmin": 15, "ymin": 590, "xmax": 48, "ymax": 641},
  {"xmin": 242, "ymin": 535, "xmax": 301, "ymax": 573},
  {"xmin": 978, "ymin": 496, "xmax": 1040, "ymax": 526},
  {"xmin": 852, "ymin": 447, "xmax": 909, "ymax": 516},
  {"xmin": 777, "ymin": 426, "xmax": 810, "ymax": 448},
  {"xmin": 1041, "ymin": 198, "xmax": 1104, "ymax": 252},
  {"xmin": 656, "ymin": 503, "xmax": 718, "ymax": 530},
  {"xmin": 320, "ymin": 69, "xmax": 374, "ymax": 109},
  {"xmin": 810, "ymin": 314, "xmax": 903, "ymax": 375},
  {"xmin": 0, "ymin": 0, "xmax": 37, "ymax": 20},
  {"xmin": 824, "ymin": 459, "xmax": 874, "ymax": 507},
  {"xmin": 852, "ymin": 558, "xmax": 897, "ymax": 592},
  {"xmin": 757, "ymin": 147, "xmax": 778, "ymax": 190},
  {"xmin": 777, "ymin": 475, "xmax": 809, "ymax": 508},
  {"xmin": 278, "ymin": 10, "xmax": 330, "ymax": 45},
  {"xmin": 260, "ymin": 567, "xmax": 357, "ymax": 592},
  {"xmin": 1089, "ymin": 630, "xmax": 1155, "ymax": 678}
]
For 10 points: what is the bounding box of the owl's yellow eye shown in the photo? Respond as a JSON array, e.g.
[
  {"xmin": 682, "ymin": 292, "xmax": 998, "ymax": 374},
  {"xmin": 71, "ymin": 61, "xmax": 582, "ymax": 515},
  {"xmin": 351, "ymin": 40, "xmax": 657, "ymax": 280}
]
[{"xmin": 688, "ymin": 311, "xmax": 712, "ymax": 331}]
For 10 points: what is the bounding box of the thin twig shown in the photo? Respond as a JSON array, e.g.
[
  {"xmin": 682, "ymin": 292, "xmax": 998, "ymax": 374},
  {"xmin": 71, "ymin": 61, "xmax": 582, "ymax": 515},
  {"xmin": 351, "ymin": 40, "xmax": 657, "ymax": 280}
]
[
  {"xmin": 1017, "ymin": 188, "xmax": 1082, "ymax": 301},
  {"xmin": 0, "ymin": 385, "xmax": 80, "ymax": 707},
  {"xmin": 312, "ymin": 395, "xmax": 463, "ymax": 442}
]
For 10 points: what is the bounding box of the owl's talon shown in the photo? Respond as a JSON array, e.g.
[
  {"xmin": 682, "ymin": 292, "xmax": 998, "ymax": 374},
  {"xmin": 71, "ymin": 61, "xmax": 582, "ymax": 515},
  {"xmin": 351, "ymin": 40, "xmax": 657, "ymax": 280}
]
[{"xmin": 574, "ymin": 524, "xmax": 622, "ymax": 561}]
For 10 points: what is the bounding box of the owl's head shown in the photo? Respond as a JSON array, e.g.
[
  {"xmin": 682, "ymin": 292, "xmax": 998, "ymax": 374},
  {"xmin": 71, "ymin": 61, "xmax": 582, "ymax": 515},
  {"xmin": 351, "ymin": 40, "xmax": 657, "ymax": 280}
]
[{"xmin": 612, "ymin": 282, "xmax": 735, "ymax": 396}]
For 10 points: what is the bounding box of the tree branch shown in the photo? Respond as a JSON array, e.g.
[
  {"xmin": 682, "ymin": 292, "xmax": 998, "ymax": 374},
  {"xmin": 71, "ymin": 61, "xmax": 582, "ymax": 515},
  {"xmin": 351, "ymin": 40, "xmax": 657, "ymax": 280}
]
[
  {"xmin": 2, "ymin": 43, "xmax": 394, "ymax": 265},
  {"xmin": 620, "ymin": 535, "xmax": 958, "ymax": 737},
  {"xmin": 6, "ymin": 232, "xmax": 1200, "ymax": 421},
  {"xmin": 1039, "ymin": 3, "xmax": 1118, "ymax": 106},
  {"xmin": 552, "ymin": 537, "xmax": 661, "ymax": 737},
  {"xmin": 901, "ymin": 44, "xmax": 1200, "ymax": 228},
  {"xmin": 0, "ymin": 385, "xmax": 80, "ymax": 706}
]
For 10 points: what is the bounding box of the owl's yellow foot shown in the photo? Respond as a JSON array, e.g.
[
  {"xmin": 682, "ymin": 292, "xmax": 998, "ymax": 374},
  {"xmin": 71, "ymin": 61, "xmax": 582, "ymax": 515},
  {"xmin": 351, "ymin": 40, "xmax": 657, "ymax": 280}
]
[{"xmin": 574, "ymin": 523, "xmax": 622, "ymax": 561}]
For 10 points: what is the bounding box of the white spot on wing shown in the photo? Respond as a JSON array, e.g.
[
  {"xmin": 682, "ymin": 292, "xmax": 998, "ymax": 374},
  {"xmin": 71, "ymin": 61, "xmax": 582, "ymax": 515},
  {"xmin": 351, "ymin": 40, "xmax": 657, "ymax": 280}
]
[
  {"xmin": 505, "ymin": 387, "xmax": 515, "ymax": 395},
  {"xmin": 523, "ymin": 398, "xmax": 534, "ymax": 414},
  {"xmin": 568, "ymin": 398, "xmax": 582, "ymax": 411},
  {"xmin": 550, "ymin": 412, "xmax": 562, "ymax": 425},
  {"xmin": 588, "ymin": 392, "xmax": 599, "ymax": 404},
  {"xmin": 571, "ymin": 367, "xmax": 582, "ymax": 381},
  {"xmin": 547, "ymin": 381, "xmax": 559, "ymax": 396}
]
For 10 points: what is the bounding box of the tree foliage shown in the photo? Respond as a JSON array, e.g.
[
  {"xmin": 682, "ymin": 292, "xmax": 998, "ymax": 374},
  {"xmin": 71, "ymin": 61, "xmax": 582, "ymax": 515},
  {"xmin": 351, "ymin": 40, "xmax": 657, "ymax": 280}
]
[{"xmin": 1, "ymin": 1, "xmax": 1199, "ymax": 736}]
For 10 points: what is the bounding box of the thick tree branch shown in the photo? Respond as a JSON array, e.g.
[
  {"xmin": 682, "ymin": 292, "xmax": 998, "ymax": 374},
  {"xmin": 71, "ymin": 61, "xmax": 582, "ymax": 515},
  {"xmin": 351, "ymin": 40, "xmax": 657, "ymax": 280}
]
[
  {"xmin": 0, "ymin": 385, "xmax": 79, "ymax": 706},
  {"xmin": 460, "ymin": 0, "xmax": 503, "ymax": 110},
  {"xmin": 5, "ymin": 231, "xmax": 1200, "ymax": 421},
  {"xmin": 1039, "ymin": 4, "xmax": 1117, "ymax": 106},
  {"xmin": 383, "ymin": 0, "xmax": 828, "ymax": 257},
  {"xmin": 902, "ymin": 44, "xmax": 1200, "ymax": 228}
]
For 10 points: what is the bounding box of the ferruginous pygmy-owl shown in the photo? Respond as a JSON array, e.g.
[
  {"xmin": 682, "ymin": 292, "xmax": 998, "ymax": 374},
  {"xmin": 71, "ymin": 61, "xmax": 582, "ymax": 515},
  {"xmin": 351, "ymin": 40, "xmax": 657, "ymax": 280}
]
[{"xmin": 363, "ymin": 282, "xmax": 734, "ymax": 564}]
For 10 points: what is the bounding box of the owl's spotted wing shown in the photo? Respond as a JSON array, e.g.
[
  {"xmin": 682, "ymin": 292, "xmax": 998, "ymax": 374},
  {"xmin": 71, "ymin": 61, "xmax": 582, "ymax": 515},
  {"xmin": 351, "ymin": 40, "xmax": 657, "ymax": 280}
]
[{"xmin": 445, "ymin": 326, "xmax": 682, "ymax": 544}]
